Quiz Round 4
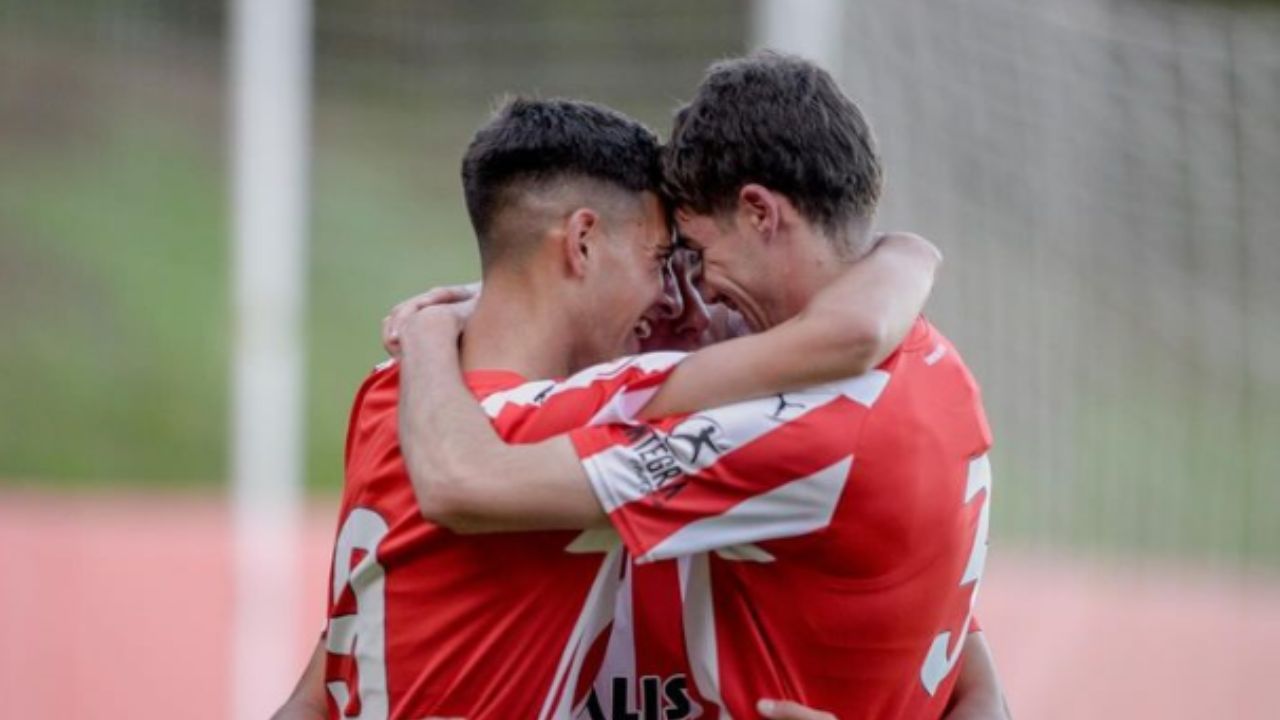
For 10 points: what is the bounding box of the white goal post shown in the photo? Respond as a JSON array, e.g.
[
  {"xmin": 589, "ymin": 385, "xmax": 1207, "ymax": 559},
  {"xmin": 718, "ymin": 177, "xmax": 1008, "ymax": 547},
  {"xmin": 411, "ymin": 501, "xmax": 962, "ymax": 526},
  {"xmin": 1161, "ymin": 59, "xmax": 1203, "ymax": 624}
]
[
  {"xmin": 228, "ymin": 0, "xmax": 313, "ymax": 717},
  {"xmin": 752, "ymin": 0, "xmax": 845, "ymax": 78}
]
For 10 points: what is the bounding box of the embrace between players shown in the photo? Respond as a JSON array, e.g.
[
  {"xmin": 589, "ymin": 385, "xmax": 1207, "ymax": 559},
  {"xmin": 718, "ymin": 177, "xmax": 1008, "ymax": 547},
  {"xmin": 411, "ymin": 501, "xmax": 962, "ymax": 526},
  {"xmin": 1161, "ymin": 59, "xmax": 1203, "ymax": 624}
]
[{"xmin": 276, "ymin": 51, "xmax": 1009, "ymax": 720}]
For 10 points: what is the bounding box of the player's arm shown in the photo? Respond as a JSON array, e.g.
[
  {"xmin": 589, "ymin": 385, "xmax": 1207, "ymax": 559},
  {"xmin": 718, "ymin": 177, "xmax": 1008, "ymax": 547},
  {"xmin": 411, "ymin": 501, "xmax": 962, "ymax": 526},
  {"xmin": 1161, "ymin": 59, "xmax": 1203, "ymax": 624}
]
[
  {"xmin": 944, "ymin": 632, "xmax": 1012, "ymax": 720},
  {"xmin": 638, "ymin": 231, "xmax": 939, "ymax": 418},
  {"xmin": 271, "ymin": 637, "xmax": 328, "ymax": 720},
  {"xmin": 400, "ymin": 305, "xmax": 870, "ymax": 540},
  {"xmin": 399, "ymin": 308, "xmax": 601, "ymax": 532}
]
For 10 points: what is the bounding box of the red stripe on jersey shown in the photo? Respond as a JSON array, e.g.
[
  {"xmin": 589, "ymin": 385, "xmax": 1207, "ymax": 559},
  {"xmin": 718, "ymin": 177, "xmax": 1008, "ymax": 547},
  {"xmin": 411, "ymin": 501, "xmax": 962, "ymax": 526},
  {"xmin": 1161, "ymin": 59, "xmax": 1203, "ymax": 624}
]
[
  {"xmin": 487, "ymin": 366, "xmax": 670, "ymax": 437},
  {"xmin": 480, "ymin": 353, "xmax": 684, "ymax": 427}
]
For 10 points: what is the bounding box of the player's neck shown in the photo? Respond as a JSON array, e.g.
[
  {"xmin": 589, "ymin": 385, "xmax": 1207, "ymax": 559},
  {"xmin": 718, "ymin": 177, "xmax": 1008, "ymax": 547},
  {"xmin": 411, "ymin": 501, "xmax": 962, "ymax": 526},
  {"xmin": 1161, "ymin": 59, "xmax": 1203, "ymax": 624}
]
[
  {"xmin": 460, "ymin": 279, "xmax": 574, "ymax": 380},
  {"xmin": 773, "ymin": 226, "xmax": 866, "ymax": 322}
]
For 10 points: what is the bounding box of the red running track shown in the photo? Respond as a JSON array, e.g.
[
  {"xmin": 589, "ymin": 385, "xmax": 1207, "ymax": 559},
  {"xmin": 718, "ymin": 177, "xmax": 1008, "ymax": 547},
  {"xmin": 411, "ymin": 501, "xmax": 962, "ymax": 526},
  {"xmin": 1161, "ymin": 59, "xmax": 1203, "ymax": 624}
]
[{"xmin": 1, "ymin": 489, "xmax": 1276, "ymax": 718}]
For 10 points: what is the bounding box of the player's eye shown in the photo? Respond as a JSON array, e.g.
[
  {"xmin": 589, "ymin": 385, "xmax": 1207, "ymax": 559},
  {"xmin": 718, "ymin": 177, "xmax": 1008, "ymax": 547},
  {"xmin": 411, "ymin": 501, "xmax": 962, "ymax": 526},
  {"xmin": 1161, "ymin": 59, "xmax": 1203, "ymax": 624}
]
[
  {"xmin": 675, "ymin": 234, "xmax": 704, "ymax": 254},
  {"xmin": 687, "ymin": 248, "xmax": 704, "ymax": 270}
]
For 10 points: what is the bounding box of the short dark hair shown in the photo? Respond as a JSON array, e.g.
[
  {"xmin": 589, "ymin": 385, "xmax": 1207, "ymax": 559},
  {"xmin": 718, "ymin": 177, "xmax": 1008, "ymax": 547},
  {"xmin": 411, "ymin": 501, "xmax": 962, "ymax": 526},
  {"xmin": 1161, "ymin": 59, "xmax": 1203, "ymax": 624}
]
[
  {"xmin": 461, "ymin": 97, "xmax": 662, "ymax": 264},
  {"xmin": 663, "ymin": 51, "xmax": 883, "ymax": 237}
]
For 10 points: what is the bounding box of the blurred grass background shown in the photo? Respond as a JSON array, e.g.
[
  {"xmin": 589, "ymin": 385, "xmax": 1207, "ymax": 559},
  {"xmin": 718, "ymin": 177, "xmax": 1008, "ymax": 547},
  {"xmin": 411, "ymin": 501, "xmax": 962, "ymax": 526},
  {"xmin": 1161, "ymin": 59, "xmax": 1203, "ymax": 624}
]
[
  {"xmin": 0, "ymin": 1, "xmax": 742, "ymax": 492},
  {"xmin": 1, "ymin": 0, "xmax": 1277, "ymax": 573}
]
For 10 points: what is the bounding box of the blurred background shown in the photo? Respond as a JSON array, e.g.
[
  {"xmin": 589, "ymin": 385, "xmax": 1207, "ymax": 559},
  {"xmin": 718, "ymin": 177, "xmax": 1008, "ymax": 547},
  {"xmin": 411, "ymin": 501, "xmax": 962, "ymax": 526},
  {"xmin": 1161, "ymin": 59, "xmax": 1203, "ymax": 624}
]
[{"xmin": 1, "ymin": 0, "xmax": 1277, "ymax": 718}]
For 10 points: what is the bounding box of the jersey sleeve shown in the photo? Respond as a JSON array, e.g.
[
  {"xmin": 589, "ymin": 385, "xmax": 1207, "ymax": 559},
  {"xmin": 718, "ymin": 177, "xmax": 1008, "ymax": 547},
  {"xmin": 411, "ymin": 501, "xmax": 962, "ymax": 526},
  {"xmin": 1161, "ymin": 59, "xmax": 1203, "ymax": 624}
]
[
  {"xmin": 480, "ymin": 352, "xmax": 687, "ymax": 441},
  {"xmin": 570, "ymin": 371, "xmax": 891, "ymax": 563}
]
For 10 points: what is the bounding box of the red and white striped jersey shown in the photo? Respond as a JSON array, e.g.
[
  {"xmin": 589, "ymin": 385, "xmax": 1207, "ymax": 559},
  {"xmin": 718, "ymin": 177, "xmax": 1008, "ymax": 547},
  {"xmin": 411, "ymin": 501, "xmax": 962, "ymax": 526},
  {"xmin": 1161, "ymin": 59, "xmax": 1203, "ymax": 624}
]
[
  {"xmin": 570, "ymin": 318, "xmax": 994, "ymax": 719},
  {"xmin": 324, "ymin": 353, "xmax": 708, "ymax": 720}
]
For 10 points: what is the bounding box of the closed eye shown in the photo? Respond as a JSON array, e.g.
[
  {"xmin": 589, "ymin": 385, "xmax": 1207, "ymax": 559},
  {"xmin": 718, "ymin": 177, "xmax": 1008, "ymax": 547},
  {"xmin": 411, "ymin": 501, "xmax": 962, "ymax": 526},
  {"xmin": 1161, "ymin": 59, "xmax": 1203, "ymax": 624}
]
[{"xmin": 675, "ymin": 233, "xmax": 701, "ymax": 252}]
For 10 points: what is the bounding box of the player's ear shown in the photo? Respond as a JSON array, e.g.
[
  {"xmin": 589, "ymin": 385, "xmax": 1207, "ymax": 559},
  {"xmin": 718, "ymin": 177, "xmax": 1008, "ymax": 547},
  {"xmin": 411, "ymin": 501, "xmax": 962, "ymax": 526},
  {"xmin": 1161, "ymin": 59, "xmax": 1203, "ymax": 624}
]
[
  {"xmin": 562, "ymin": 207, "xmax": 598, "ymax": 278},
  {"xmin": 738, "ymin": 184, "xmax": 779, "ymax": 242}
]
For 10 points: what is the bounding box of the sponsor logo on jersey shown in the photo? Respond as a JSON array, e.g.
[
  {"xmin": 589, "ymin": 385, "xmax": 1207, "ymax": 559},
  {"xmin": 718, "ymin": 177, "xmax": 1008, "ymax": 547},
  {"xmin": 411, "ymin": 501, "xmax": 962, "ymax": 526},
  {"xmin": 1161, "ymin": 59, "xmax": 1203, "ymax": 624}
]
[
  {"xmin": 622, "ymin": 416, "xmax": 726, "ymax": 503},
  {"xmin": 769, "ymin": 392, "xmax": 806, "ymax": 420},
  {"xmin": 669, "ymin": 417, "xmax": 726, "ymax": 465},
  {"xmin": 533, "ymin": 383, "xmax": 557, "ymax": 404},
  {"xmin": 583, "ymin": 674, "xmax": 698, "ymax": 720}
]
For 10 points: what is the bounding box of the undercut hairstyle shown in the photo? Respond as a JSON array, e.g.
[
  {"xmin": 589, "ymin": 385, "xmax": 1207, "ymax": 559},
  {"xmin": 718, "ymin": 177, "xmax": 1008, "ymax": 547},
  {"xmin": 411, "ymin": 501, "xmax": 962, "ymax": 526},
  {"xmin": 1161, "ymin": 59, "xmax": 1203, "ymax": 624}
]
[
  {"xmin": 663, "ymin": 51, "xmax": 883, "ymax": 240},
  {"xmin": 461, "ymin": 97, "xmax": 662, "ymax": 266}
]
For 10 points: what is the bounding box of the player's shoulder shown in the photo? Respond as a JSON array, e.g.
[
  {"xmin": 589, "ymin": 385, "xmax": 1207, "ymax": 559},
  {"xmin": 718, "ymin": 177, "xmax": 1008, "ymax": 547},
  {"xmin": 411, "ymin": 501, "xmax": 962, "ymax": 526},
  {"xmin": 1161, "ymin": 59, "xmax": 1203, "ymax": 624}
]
[
  {"xmin": 566, "ymin": 352, "xmax": 687, "ymax": 385},
  {"xmin": 898, "ymin": 318, "xmax": 981, "ymax": 388},
  {"xmin": 343, "ymin": 359, "xmax": 399, "ymax": 464},
  {"xmin": 480, "ymin": 352, "xmax": 687, "ymax": 418},
  {"xmin": 353, "ymin": 358, "xmax": 400, "ymax": 417},
  {"xmin": 871, "ymin": 318, "xmax": 992, "ymax": 446},
  {"xmin": 874, "ymin": 317, "xmax": 967, "ymax": 382}
]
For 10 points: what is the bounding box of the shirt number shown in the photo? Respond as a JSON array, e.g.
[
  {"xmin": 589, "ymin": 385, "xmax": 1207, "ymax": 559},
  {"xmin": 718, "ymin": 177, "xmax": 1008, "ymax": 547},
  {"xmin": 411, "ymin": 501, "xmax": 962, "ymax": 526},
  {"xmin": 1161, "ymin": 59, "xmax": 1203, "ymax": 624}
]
[
  {"xmin": 920, "ymin": 454, "xmax": 991, "ymax": 695},
  {"xmin": 326, "ymin": 508, "xmax": 391, "ymax": 718}
]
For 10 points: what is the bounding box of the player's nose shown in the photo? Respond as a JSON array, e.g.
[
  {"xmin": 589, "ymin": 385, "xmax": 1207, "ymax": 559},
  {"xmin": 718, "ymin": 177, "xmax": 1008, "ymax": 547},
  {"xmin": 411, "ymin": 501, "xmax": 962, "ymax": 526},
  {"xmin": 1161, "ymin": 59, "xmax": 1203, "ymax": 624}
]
[
  {"xmin": 692, "ymin": 270, "xmax": 721, "ymax": 306},
  {"xmin": 675, "ymin": 261, "xmax": 710, "ymax": 339},
  {"xmin": 653, "ymin": 261, "xmax": 684, "ymax": 320}
]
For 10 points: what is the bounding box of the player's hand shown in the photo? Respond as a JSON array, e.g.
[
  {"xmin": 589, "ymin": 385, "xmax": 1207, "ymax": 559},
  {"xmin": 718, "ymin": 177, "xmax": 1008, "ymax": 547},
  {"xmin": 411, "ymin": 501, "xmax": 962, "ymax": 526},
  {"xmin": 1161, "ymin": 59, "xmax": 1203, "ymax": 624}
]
[
  {"xmin": 382, "ymin": 282, "xmax": 480, "ymax": 357},
  {"xmin": 397, "ymin": 303, "xmax": 467, "ymax": 358},
  {"xmin": 757, "ymin": 699, "xmax": 837, "ymax": 719}
]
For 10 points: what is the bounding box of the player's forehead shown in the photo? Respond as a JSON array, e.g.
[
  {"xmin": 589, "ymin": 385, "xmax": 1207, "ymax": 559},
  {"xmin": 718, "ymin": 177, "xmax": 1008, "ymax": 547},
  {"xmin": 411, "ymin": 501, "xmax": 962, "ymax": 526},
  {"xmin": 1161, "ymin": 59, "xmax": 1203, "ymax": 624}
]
[
  {"xmin": 637, "ymin": 191, "xmax": 674, "ymax": 251},
  {"xmin": 655, "ymin": 224, "xmax": 675, "ymax": 252},
  {"xmin": 672, "ymin": 209, "xmax": 721, "ymax": 248}
]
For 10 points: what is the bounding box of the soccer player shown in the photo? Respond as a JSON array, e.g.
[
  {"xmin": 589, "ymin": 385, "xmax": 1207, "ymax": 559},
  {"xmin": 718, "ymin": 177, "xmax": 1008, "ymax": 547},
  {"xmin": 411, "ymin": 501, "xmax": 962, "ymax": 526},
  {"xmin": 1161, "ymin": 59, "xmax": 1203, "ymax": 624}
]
[
  {"xmin": 392, "ymin": 53, "xmax": 1004, "ymax": 719},
  {"xmin": 273, "ymin": 97, "xmax": 949, "ymax": 719}
]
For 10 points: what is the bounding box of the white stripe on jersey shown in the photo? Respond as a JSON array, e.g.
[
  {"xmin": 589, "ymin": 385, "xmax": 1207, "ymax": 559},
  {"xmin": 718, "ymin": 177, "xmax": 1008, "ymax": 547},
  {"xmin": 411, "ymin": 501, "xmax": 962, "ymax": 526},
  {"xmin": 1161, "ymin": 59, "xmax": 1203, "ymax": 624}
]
[
  {"xmin": 683, "ymin": 553, "xmax": 731, "ymax": 719},
  {"xmin": 577, "ymin": 561, "xmax": 637, "ymax": 719},
  {"xmin": 713, "ymin": 543, "xmax": 776, "ymax": 563},
  {"xmin": 586, "ymin": 384, "xmax": 664, "ymax": 427},
  {"xmin": 793, "ymin": 369, "xmax": 892, "ymax": 410},
  {"xmin": 639, "ymin": 456, "xmax": 854, "ymax": 563},
  {"xmin": 585, "ymin": 371, "xmax": 889, "ymax": 515},
  {"xmin": 480, "ymin": 351, "xmax": 686, "ymax": 419},
  {"xmin": 479, "ymin": 378, "xmax": 556, "ymax": 418},
  {"xmin": 563, "ymin": 527, "xmax": 623, "ymax": 554},
  {"xmin": 539, "ymin": 547, "xmax": 626, "ymax": 720}
]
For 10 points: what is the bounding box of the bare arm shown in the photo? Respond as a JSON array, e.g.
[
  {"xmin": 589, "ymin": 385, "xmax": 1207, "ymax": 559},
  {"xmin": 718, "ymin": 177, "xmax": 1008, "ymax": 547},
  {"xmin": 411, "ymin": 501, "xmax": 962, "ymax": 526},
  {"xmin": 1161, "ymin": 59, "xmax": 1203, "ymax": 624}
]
[
  {"xmin": 271, "ymin": 637, "xmax": 328, "ymax": 720},
  {"xmin": 944, "ymin": 633, "xmax": 1012, "ymax": 720},
  {"xmin": 639, "ymin": 231, "xmax": 939, "ymax": 418},
  {"xmin": 399, "ymin": 309, "xmax": 600, "ymax": 533}
]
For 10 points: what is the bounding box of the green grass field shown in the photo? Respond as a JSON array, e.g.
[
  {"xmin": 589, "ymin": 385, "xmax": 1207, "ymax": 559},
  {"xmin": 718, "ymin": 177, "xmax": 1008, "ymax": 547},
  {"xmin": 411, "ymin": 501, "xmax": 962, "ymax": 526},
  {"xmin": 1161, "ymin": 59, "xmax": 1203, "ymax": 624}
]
[{"xmin": 0, "ymin": 87, "xmax": 481, "ymax": 491}]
